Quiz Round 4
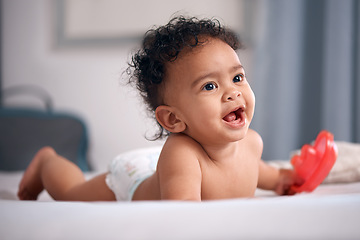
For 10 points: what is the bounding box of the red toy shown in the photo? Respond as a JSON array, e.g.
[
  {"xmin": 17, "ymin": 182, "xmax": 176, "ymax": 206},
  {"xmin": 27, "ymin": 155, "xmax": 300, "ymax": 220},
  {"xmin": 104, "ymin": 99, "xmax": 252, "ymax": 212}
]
[{"xmin": 290, "ymin": 130, "xmax": 338, "ymax": 193}]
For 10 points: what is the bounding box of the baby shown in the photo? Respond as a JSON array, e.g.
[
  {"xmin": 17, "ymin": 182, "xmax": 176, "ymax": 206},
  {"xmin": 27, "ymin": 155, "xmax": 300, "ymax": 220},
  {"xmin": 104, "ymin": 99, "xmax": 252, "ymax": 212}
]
[{"xmin": 18, "ymin": 16, "xmax": 301, "ymax": 201}]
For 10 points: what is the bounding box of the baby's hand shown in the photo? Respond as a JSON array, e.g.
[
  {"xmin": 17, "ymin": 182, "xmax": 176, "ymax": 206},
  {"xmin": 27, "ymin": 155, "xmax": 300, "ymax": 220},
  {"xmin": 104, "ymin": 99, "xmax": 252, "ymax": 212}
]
[{"xmin": 274, "ymin": 169, "xmax": 304, "ymax": 195}]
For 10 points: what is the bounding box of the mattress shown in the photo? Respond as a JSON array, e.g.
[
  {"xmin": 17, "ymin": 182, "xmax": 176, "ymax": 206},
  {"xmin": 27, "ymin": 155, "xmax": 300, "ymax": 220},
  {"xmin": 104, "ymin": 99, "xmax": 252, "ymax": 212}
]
[{"xmin": 1, "ymin": 171, "xmax": 360, "ymax": 240}]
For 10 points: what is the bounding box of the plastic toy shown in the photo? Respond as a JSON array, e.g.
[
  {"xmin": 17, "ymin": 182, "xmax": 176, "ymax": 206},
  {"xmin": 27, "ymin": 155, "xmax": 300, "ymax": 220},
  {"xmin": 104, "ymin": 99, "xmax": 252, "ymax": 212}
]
[{"xmin": 290, "ymin": 130, "xmax": 338, "ymax": 193}]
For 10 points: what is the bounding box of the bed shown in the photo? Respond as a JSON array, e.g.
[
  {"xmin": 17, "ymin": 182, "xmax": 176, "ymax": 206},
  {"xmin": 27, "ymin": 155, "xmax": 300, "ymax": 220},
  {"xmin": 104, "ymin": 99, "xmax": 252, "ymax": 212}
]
[{"xmin": 1, "ymin": 142, "xmax": 360, "ymax": 240}]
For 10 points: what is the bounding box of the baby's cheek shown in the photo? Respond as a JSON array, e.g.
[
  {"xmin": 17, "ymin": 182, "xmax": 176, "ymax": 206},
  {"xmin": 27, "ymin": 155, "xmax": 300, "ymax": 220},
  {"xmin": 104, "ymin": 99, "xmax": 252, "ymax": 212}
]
[{"xmin": 249, "ymin": 91, "xmax": 256, "ymax": 110}]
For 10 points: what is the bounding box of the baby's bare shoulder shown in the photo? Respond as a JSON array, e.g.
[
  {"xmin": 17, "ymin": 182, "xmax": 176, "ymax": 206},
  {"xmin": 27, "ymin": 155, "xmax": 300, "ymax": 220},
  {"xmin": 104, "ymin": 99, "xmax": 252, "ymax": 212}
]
[
  {"xmin": 157, "ymin": 133, "xmax": 205, "ymax": 171},
  {"xmin": 161, "ymin": 133, "xmax": 204, "ymax": 156},
  {"xmin": 156, "ymin": 134, "xmax": 203, "ymax": 200},
  {"xmin": 247, "ymin": 129, "xmax": 263, "ymax": 145},
  {"xmin": 242, "ymin": 129, "xmax": 263, "ymax": 158}
]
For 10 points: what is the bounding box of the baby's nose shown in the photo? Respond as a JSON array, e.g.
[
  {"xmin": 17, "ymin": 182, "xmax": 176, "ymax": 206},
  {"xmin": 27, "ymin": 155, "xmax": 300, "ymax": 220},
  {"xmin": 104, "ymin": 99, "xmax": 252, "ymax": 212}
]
[{"xmin": 224, "ymin": 89, "xmax": 242, "ymax": 101}]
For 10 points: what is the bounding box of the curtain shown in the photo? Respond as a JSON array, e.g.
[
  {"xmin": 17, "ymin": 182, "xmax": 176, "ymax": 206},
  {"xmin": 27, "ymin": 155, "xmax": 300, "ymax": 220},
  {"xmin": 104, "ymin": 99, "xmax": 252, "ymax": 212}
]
[{"xmin": 244, "ymin": 0, "xmax": 359, "ymax": 160}]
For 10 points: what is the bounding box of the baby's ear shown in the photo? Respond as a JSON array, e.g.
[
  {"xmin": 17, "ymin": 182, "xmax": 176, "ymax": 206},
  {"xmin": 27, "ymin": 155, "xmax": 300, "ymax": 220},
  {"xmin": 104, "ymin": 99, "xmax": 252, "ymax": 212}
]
[{"xmin": 155, "ymin": 105, "xmax": 186, "ymax": 133}]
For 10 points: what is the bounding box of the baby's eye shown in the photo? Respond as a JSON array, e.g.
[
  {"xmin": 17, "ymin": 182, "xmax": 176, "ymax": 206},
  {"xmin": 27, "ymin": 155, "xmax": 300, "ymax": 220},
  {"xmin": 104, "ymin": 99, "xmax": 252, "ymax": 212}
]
[
  {"xmin": 233, "ymin": 74, "xmax": 244, "ymax": 83},
  {"xmin": 202, "ymin": 82, "xmax": 217, "ymax": 91}
]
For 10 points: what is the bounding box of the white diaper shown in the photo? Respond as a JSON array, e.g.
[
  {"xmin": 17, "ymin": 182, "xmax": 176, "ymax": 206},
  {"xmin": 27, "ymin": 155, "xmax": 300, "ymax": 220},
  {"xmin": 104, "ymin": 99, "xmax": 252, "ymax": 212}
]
[{"xmin": 105, "ymin": 147, "xmax": 161, "ymax": 201}]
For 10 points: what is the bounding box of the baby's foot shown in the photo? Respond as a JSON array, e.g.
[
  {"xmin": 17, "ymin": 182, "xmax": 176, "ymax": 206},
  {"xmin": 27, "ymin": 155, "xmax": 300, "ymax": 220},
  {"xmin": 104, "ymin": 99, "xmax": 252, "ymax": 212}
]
[{"xmin": 17, "ymin": 147, "xmax": 55, "ymax": 200}]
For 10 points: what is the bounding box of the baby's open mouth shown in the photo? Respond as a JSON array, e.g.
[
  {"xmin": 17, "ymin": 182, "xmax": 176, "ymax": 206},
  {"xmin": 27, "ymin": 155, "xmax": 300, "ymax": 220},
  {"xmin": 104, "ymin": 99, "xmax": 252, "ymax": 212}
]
[{"xmin": 223, "ymin": 107, "xmax": 244, "ymax": 122}]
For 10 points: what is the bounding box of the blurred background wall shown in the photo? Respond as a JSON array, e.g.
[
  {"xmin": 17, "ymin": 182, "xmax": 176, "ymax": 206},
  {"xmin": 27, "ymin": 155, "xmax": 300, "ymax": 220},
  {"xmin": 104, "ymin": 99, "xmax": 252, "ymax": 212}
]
[
  {"xmin": 1, "ymin": 0, "xmax": 250, "ymax": 170},
  {"xmin": 1, "ymin": 0, "xmax": 359, "ymax": 171},
  {"xmin": 247, "ymin": 0, "xmax": 359, "ymax": 160}
]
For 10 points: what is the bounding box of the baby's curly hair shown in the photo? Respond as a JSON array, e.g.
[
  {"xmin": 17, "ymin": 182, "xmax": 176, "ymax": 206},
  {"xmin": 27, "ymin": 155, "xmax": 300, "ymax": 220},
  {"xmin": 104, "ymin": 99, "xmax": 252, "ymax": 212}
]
[{"xmin": 127, "ymin": 16, "xmax": 243, "ymax": 140}]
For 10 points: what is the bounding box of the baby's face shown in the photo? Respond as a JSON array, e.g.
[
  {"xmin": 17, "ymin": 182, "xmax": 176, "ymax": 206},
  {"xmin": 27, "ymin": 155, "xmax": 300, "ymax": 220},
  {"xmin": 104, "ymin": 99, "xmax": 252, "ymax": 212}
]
[{"xmin": 162, "ymin": 37, "xmax": 255, "ymax": 146}]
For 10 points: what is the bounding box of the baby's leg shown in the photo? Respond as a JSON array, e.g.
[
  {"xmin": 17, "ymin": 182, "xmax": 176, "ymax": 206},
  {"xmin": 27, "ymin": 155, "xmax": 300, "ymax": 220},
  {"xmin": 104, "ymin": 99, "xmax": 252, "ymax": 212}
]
[{"xmin": 18, "ymin": 147, "xmax": 115, "ymax": 201}]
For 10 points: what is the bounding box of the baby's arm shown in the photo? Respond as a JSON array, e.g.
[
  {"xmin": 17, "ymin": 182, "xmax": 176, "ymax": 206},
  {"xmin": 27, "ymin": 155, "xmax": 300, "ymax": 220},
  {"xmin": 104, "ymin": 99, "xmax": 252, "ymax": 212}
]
[
  {"xmin": 251, "ymin": 130, "xmax": 301, "ymax": 195},
  {"xmin": 257, "ymin": 160, "xmax": 300, "ymax": 195},
  {"xmin": 157, "ymin": 134, "xmax": 202, "ymax": 201}
]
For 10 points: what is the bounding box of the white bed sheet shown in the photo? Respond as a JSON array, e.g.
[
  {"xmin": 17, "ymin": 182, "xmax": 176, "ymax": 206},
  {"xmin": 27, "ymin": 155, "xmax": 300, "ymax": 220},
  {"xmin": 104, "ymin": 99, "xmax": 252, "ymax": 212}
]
[{"xmin": 1, "ymin": 171, "xmax": 360, "ymax": 240}]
